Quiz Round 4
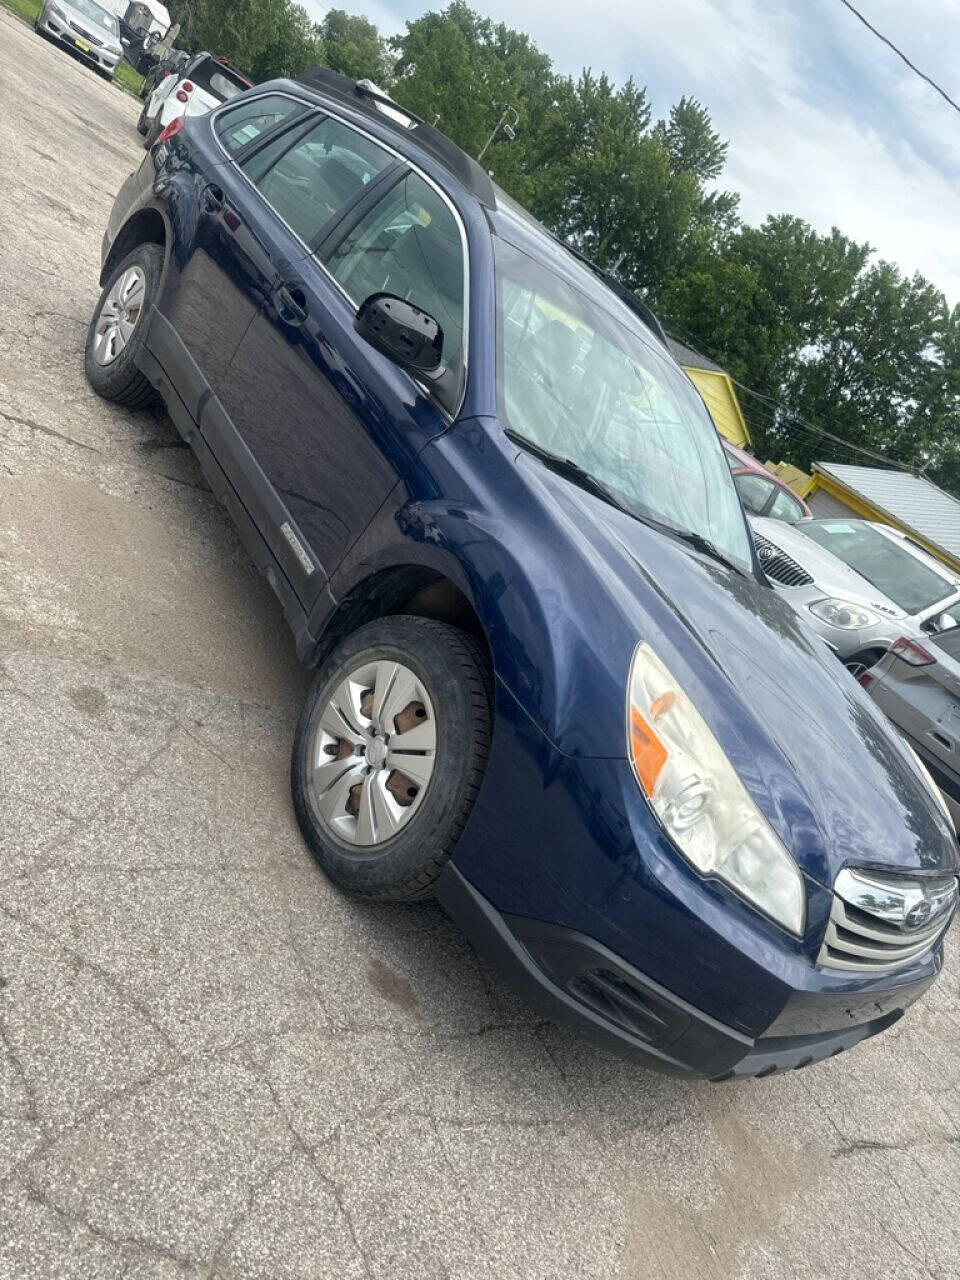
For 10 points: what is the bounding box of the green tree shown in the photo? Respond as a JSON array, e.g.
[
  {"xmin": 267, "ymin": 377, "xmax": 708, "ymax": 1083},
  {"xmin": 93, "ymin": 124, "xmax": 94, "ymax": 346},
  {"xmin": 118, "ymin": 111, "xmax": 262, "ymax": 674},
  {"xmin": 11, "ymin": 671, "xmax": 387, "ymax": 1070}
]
[
  {"xmin": 319, "ymin": 9, "xmax": 391, "ymax": 83},
  {"xmin": 527, "ymin": 72, "xmax": 736, "ymax": 296},
  {"xmin": 660, "ymin": 216, "xmax": 872, "ymax": 403},
  {"xmin": 787, "ymin": 261, "xmax": 947, "ymax": 468},
  {"xmin": 391, "ymin": 0, "xmax": 556, "ymax": 186},
  {"xmin": 180, "ymin": 0, "xmax": 321, "ymax": 78}
]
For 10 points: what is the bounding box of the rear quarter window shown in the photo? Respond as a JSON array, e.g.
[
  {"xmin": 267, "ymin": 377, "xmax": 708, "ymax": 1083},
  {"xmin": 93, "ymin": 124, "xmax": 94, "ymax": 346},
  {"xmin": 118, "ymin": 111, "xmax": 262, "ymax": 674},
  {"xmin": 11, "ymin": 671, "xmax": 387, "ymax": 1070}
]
[{"xmin": 215, "ymin": 95, "xmax": 304, "ymax": 156}]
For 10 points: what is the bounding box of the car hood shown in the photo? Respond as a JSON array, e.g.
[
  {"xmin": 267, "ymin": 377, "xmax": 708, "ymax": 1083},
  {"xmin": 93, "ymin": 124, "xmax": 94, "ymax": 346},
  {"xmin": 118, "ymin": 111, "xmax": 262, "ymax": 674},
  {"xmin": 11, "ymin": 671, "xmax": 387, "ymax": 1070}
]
[
  {"xmin": 751, "ymin": 517, "xmax": 906, "ymax": 617},
  {"xmin": 57, "ymin": 1, "xmax": 122, "ymax": 46},
  {"xmin": 530, "ymin": 469, "xmax": 958, "ymax": 885}
]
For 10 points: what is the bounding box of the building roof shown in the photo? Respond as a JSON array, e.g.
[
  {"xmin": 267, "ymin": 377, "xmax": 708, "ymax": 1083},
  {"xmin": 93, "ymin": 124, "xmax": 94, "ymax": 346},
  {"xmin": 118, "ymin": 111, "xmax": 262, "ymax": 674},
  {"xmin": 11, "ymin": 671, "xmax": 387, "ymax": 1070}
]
[
  {"xmin": 664, "ymin": 335, "xmax": 725, "ymax": 374},
  {"xmin": 813, "ymin": 462, "xmax": 960, "ymax": 562}
]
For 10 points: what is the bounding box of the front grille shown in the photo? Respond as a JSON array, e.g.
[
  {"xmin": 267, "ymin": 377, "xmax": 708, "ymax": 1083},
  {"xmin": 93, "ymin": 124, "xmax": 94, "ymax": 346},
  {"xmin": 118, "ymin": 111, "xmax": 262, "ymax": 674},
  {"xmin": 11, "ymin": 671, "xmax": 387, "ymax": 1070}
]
[
  {"xmin": 819, "ymin": 871, "xmax": 957, "ymax": 973},
  {"xmin": 69, "ymin": 20, "xmax": 103, "ymax": 45},
  {"xmin": 753, "ymin": 533, "xmax": 814, "ymax": 587}
]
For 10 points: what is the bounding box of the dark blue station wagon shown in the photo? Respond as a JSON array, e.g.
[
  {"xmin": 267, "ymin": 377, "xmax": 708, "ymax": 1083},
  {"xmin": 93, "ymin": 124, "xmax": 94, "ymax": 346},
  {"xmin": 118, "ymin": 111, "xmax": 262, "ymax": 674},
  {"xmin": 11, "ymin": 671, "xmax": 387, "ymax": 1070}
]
[{"xmin": 87, "ymin": 69, "xmax": 959, "ymax": 1078}]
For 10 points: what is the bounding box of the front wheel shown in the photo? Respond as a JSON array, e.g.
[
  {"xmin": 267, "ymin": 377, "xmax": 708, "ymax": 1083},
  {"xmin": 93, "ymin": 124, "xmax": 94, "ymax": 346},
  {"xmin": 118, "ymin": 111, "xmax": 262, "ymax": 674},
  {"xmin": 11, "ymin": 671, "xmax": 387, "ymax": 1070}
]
[
  {"xmin": 844, "ymin": 649, "xmax": 886, "ymax": 680},
  {"xmin": 84, "ymin": 243, "xmax": 161, "ymax": 408},
  {"xmin": 291, "ymin": 616, "xmax": 492, "ymax": 901}
]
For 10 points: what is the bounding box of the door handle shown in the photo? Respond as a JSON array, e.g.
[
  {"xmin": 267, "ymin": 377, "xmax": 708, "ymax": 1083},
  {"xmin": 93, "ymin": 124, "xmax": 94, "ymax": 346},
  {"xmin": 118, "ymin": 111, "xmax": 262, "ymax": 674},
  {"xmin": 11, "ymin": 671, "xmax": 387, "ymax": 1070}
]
[
  {"xmin": 275, "ymin": 283, "xmax": 308, "ymax": 325},
  {"xmin": 201, "ymin": 183, "xmax": 225, "ymax": 215}
]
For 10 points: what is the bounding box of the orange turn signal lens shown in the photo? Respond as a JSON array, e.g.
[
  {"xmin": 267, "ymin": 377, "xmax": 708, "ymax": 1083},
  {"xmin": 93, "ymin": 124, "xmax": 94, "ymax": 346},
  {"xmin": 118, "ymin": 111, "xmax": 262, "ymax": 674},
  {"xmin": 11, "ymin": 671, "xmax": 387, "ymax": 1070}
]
[{"xmin": 629, "ymin": 704, "xmax": 667, "ymax": 796}]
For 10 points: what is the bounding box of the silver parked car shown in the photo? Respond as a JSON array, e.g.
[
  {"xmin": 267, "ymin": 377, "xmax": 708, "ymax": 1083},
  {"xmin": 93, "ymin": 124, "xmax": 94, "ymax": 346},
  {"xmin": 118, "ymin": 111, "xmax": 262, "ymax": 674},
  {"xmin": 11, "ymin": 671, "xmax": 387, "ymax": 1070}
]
[
  {"xmin": 36, "ymin": 0, "xmax": 123, "ymax": 80},
  {"xmin": 750, "ymin": 516, "xmax": 960, "ymax": 676},
  {"xmin": 864, "ymin": 626, "xmax": 960, "ymax": 827}
]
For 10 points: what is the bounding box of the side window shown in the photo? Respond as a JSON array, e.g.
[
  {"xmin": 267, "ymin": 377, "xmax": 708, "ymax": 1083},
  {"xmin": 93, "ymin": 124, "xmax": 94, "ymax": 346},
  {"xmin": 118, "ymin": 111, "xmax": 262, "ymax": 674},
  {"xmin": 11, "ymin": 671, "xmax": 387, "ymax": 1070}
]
[
  {"xmin": 734, "ymin": 472, "xmax": 776, "ymax": 515},
  {"xmin": 327, "ymin": 171, "xmax": 466, "ymax": 372},
  {"xmin": 769, "ymin": 487, "xmax": 804, "ymax": 523},
  {"xmin": 243, "ymin": 117, "xmax": 394, "ymax": 248},
  {"xmin": 215, "ymin": 95, "xmax": 303, "ymax": 156}
]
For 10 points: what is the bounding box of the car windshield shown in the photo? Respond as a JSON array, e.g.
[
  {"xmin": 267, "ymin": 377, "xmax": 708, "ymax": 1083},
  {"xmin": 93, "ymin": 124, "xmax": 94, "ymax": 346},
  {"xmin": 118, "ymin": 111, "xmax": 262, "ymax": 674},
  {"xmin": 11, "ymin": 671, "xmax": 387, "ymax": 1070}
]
[
  {"xmin": 70, "ymin": 0, "xmax": 119, "ymax": 33},
  {"xmin": 798, "ymin": 520, "xmax": 954, "ymax": 613},
  {"xmin": 494, "ymin": 237, "xmax": 753, "ymax": 569}
]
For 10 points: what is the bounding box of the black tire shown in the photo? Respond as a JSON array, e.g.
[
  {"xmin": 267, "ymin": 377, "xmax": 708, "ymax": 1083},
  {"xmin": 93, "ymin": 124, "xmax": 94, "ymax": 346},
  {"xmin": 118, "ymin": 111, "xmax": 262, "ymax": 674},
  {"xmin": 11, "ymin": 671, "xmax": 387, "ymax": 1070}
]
[
  {"xmin": 84, "ymin": 244, "xmax": 161, "ymax": 409},
  {"xmin": 843, "ymin": 649, "xmax": 886, "ymax": 679},
  {"xmin": 143, "ymin": 114, "xmax": 162, "ymax": 149},
  {"xmin": 136, "ymin": 102, "xmax": 149, "ymax": 134},
  {"xmin": 292, "ymin": 616, "xmax": 492, "ymax": 901}
]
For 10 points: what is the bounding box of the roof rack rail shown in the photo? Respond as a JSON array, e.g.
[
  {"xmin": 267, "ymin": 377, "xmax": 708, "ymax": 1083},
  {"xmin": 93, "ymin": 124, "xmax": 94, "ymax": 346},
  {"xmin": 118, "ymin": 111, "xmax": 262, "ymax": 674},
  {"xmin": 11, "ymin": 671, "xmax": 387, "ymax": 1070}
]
[
  {"xmin": 293, "ymin": 67, "xmax": 497, "ymax": 209},
  {"xmin": 562, "ymin": 243, "xmax": 669, "ymax": 347}
]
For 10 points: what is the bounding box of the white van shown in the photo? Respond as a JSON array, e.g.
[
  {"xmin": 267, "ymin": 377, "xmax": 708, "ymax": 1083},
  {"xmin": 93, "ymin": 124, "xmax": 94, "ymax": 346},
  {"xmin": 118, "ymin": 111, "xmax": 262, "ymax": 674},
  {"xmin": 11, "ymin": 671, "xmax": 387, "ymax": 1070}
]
[{"xmin": 106, "ymin": 0, "xmax": 170, "ymax": 37}]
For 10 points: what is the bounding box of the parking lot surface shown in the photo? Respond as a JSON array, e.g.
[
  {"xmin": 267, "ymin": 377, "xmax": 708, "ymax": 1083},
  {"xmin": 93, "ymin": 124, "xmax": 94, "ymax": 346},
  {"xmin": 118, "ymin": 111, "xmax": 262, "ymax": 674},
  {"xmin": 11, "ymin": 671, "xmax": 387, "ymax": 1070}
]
[{"xmin": 3, "ymin": 11, "xmax": 960, "ymax": 1277}]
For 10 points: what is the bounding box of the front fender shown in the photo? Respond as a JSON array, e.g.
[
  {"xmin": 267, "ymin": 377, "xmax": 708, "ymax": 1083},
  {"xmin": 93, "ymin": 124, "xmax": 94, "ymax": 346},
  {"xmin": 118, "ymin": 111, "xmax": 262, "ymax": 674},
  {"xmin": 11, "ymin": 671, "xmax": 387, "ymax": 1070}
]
[{"xmin": 325, "ymin": 416, "xmax": 636, "ymax": 760}]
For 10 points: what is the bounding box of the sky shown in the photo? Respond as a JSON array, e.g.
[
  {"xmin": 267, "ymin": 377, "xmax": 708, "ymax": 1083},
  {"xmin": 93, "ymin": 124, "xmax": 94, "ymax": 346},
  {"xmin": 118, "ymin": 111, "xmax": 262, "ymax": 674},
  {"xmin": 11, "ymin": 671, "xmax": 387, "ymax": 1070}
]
[{"xmin": 302, "ymin": 0, "xmax": 960, "ymax": 305}]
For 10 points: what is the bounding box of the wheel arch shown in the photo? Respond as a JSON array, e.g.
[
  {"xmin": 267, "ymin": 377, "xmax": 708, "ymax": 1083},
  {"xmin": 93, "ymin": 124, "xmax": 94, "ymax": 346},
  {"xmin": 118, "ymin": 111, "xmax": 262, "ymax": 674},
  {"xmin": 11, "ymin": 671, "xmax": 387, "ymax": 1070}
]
[
  {"xmin": 843, "ymin": 647, "xmax": 889, "ymax": 677},
  {"xmin": 313, "ymin": 564, "xmax": 491, "ymax": 677},
  {"xmin": 100, "ymin": 207, "xmax": 169, "ymax": 286}
]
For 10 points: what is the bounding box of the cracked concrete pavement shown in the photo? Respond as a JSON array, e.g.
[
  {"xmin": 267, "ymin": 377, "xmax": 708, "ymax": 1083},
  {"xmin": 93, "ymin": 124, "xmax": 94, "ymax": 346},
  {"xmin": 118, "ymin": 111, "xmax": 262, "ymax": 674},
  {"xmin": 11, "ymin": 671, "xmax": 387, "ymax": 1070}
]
[{"xmin": 2, "ymin": 9, "xmax": 960, "ymax": 1277}]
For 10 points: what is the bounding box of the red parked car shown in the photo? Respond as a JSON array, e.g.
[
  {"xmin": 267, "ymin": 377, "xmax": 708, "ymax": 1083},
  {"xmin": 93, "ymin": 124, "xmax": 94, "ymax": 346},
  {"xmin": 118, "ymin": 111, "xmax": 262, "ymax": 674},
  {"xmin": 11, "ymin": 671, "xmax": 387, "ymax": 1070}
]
[{"xmin": 723, "ymin": 442, "xmax": 811, "ymax": 523}]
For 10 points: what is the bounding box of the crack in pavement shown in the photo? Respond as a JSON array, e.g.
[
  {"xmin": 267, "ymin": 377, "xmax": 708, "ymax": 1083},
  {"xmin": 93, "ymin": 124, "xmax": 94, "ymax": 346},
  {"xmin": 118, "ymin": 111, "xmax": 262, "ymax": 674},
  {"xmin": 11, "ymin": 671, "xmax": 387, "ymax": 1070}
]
[
  {"xmin": 831, "ymin": 1134, "xmax": 960, "ymax": 1159},
  {"xmin": 21, "ymin": 1179, "xmax": 201, "ymax": 1272},
  {"xmin": 0, "ymin": 407, "xmax": 100, "ymax": 453},
  {"xmin": 0, "ymin": 1009, "xmax": 43, "ymax": 1134}
]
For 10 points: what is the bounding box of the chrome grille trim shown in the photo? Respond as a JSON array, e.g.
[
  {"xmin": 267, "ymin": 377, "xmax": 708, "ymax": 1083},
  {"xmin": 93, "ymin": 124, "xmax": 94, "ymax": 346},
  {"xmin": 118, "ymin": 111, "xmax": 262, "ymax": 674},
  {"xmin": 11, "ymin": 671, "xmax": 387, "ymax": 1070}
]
[
  {"xmin": 818, "ymin": 869, "xmax": 958, "ymax": 974},
  {"xmin": 69, "ymin": 20, "xmax": 104, "ymax": 45},
  {"xmin": 753, "ymin": 533, "xmax": 814, "ymax": 587}
]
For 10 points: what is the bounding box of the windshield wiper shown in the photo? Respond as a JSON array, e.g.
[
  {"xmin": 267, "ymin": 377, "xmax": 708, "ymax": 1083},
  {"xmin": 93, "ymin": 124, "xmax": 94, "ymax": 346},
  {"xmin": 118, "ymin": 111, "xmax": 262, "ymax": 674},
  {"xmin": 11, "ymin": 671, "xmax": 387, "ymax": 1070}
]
[
  {"xmin": 506, "ymin": 430, "xmax": 749, "ymax": 577},
  {"xmin": 669, "ymin": 529, "xmax": 748, "ymax": 577},
  {"xmin": 505, "ymin": 430, "xmax": 634, "ymax": 516}
]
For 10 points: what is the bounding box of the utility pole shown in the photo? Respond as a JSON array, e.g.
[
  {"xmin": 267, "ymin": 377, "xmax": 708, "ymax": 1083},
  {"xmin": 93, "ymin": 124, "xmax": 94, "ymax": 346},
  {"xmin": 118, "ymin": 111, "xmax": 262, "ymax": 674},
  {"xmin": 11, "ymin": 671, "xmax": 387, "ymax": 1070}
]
[{"xmin": 477, "ymin": 106, "xmax": 519, "ymax": 162}]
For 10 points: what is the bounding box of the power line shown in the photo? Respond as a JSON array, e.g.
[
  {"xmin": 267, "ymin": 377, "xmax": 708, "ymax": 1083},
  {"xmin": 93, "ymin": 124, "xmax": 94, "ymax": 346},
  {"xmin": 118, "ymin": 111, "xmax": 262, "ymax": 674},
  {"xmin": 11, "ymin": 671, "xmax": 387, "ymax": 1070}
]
[
  {"xmin": 665, "ymin": 322, "xmax": 919, "ymax": 472},
  {"xmin": 836, "ymin": 0, "xmax": 960, "ymax": 118},
  {"xmin": 734, "ymin": 381, "xmax": 917, "ymax": 471}
]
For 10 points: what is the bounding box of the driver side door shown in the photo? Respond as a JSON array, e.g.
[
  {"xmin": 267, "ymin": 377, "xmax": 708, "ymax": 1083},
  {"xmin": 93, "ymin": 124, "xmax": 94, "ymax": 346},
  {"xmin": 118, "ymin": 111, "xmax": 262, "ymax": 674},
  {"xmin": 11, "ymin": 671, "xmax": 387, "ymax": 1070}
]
[{"xmin": 217, "ymin": 147, "xmax": 468, "ymax": 611}]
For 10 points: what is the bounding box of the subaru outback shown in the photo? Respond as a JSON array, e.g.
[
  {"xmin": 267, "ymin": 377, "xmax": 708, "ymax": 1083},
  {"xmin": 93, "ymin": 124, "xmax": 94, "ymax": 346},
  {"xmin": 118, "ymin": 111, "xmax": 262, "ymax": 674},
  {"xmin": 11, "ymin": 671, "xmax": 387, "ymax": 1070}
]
[{"xmin": 85, "ymin": 69, "xmax": 959, "ymax": 1078}]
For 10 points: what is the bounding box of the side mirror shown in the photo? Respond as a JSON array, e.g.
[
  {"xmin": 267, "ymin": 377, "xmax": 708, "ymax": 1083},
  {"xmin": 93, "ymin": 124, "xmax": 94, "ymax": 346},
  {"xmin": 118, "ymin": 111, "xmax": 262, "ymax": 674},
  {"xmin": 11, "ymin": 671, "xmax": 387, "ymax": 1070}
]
[
  {"xmin": 931, "ymin": 612, "xmax": 959, "ymax": 634},
  {"xmin": 354, "ymin": 293, "xmax": 444, "ymax": 376}
]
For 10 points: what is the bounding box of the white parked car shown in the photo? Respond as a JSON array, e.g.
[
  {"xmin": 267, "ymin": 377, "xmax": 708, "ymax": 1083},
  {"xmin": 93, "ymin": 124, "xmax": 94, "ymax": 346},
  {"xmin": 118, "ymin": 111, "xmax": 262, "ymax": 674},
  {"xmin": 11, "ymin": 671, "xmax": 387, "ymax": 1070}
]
[
  {"xmin": 751, "ymin": 515, "xmax": 960, "ymax": 677},
  {"xmin": 136, "ymin": 51, "xmax": 251, "ymax": 147}
]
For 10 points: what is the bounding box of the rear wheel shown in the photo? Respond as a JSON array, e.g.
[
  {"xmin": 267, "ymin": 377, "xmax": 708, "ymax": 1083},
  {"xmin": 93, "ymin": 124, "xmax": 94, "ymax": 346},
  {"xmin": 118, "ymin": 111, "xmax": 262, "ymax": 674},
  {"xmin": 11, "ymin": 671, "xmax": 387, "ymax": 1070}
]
[
  {"xmin": 84, "ymin": 244, "xmax": 161, "ymax": 409},
  {"xmin": 291, "ymin": 616, "xmax": 492, "ymax": 901}
]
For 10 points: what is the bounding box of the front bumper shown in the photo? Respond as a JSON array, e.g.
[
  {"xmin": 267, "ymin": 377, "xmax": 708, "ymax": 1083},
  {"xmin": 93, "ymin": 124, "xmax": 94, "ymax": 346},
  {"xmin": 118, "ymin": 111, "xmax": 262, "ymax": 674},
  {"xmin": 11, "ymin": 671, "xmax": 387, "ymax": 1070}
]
[
  {"xmin": 38, "ymin": 12, "xmax": 120, "ymax": 74},
  {"xmin": 436, "ymin": 862, "xmax": 936, "ymax": 1080}
]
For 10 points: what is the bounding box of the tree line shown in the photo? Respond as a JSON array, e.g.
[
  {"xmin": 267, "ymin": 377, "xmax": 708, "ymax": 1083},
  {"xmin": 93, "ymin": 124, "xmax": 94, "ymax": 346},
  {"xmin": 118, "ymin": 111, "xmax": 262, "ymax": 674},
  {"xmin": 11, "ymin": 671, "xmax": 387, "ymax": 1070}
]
[{"xmin": 166, "ymin": 0, "xmax": 960, "ymax": 494}]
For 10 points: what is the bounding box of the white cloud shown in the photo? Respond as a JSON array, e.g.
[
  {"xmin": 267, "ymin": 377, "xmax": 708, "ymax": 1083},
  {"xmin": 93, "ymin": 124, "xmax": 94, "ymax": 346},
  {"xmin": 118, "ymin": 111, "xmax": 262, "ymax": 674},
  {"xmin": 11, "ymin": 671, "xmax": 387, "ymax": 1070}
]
[{"xmin": 328, "ymin": 0, "xmax": 960, "ymax": 301}]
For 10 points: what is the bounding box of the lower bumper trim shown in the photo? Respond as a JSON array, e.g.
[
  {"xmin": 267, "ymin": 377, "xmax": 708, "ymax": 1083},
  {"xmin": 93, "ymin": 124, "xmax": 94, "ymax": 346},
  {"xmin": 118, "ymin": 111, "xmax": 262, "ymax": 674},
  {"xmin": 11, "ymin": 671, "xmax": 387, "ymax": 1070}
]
[
  {"xmin": 711, "ymin": 1011, "xmax": 902, "ymax": 1080},
  {"xmin": 437, "ymin": 863, "xmax": 914, "ymax": 1080}
]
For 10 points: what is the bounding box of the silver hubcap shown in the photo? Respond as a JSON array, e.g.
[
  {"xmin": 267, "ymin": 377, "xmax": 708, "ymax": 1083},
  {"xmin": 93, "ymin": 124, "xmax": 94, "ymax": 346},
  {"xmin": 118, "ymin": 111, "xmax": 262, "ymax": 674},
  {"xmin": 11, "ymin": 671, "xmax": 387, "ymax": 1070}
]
[
  {"xmin": 306, "ymin": 659, "xmax": 437, "ymax": 847},
  {"xmin": 93, "ymin": 265, "xmax": 146, "ymax": 366}
]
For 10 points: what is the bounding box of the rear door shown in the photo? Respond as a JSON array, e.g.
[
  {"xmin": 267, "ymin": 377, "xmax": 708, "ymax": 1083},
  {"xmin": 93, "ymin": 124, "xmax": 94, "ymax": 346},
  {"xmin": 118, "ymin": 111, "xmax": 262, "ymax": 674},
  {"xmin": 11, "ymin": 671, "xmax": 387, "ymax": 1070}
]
[
  {"xmin": 217, "ymin": 158, "xmax": 468, "ymax": 607},
  {"xmin": 153, "ymin": 93, "xmax": 312, "ymax": 401}
]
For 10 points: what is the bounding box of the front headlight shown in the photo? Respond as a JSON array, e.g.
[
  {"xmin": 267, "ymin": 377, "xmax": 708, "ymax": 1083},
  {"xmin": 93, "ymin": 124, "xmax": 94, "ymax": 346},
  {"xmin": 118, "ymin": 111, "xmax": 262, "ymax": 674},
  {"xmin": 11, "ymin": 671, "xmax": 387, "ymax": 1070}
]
[
  {"xmin": 808, "ymin": 598, "xmax": 879, "ymax": 629},
  {"xmin": 627, "ymin": 643, "xmax": 805, "ymax": 935}
]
